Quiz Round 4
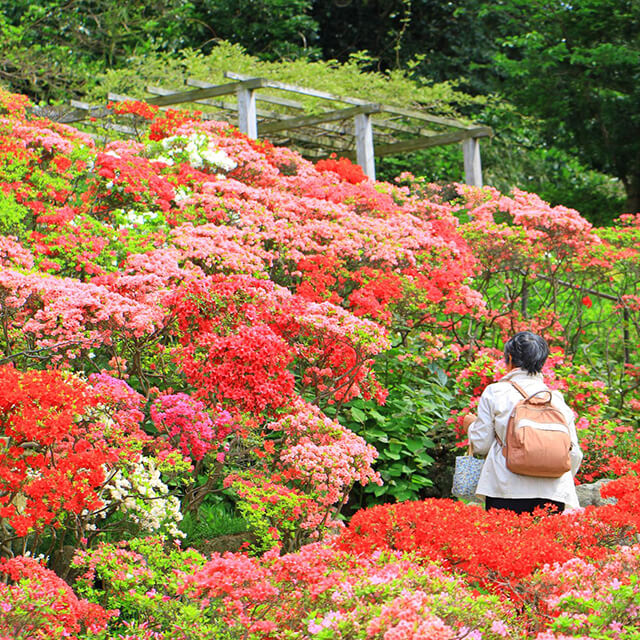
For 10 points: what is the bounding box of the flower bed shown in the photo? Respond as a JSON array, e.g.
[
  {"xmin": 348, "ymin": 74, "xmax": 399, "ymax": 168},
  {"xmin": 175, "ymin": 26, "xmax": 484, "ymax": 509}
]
[{"xmin": 0, "ymin": 88, "xmax": 639, "ymax": 638}]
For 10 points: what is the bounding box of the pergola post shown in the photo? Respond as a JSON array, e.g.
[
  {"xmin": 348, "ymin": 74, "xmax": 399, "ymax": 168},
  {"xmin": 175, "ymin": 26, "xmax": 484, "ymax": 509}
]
[
  {"xmin": 237, "ymin": 86, "xmax": 258, "ymax": 139},
  {"xmin": 354, "ymin": 112, "xmax": 376, "ymax": 180},
  {"xmin": 463, "ymin": 137, "xmax": 483, "ymax": 187}
]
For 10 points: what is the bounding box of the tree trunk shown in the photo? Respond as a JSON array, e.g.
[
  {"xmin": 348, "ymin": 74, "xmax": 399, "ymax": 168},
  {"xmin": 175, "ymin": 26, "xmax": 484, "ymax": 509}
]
[{"xmin": 624, "ymin": 173, "xmax": 640, "ymax": 214}]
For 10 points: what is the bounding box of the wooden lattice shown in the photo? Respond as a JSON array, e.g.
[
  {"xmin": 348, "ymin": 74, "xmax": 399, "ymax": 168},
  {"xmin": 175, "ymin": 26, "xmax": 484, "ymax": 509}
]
[{"xmin": 43, "ymin": 71, "xmax": 492, "ymax": 184}]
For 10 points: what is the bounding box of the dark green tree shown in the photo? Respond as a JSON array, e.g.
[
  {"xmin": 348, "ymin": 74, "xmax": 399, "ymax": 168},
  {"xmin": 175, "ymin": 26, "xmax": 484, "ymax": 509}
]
[
  {"xmin": 0, "ymin": 0, "xmax": 199, "ymax": 102},
  {"xmin": 487, "ymin": 0, "xmax": 640, "ymax": 213},
  {"xmin": 311, "ymin": 0, "xmax": 495, "ymax": 88},
  {"xmin": 0, "ymin": 1, "xmax": 194, "ymax": 65},
  {"xmin": 0, "ymin": 0, "xmax": 321, "ymax": 102},
  {"xmin": 189, "ymin": 0, "xmax": 320, "ymax": 60},
  {"xmin": 0, "ymin": 13, "xmax": 97, "ymax": 102}
]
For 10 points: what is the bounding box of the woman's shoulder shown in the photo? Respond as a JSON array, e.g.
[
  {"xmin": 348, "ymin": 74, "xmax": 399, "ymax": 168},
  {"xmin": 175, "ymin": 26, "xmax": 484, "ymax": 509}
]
[
  {"xmin": 481, "ymin": 378, "xmax": 516, "ymax": 398},
  {"xmin": 482, "ymin": 373, "xmax": 543, "ymax": 400}
]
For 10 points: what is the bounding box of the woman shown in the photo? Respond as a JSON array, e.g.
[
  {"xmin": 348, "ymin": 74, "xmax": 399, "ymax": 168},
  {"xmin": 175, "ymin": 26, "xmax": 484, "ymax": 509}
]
[{"xmin": 463, "ymin": 331, "xmax": 583, "ymax": 513}]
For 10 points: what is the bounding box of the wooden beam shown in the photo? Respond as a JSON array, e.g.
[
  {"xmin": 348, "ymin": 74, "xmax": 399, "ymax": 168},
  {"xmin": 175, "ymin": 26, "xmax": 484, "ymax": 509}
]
[
  {"xmin": 272, "ymin": 124, "xmax": 353, "ymax": 142},
  {"xmin": 259, "ymin": 104, "xmax": 382, "ymax": 134},
  {"xmin": 373, "ymin": 127, "xmax": 493, "ymax": 156},
  {"xmin": 47, "ymin": 102, "xmax": 110, "ymax": 123},
  {"xmin": 273, "ymin": 132, "xmax": 349, "ymax": 151},
  {"xmin": 237, "ymin": 85, "xmax": 258, "ymax": 138},
  {"xmin": 143, "ymin": 79, "xmax": 264, "ymax": 107},
  {"xmin": 147, "ymin": 86, "xmax": 276, "ymax": 120},
  {"xmin": 380, "ymin": 104, "xmax": 491, "ymax": 132},
  {"xmin": 108, "ymin": 91, "xmax": 202, "ymax": 114},
  {"xmin": 463, "ymin": 137, "xmax": 483, "ymax": 187},
  {"xmin": 373, "ymin": 116, "xmax": 439, "ymax": 137},
  {"xmin": 107, "ymin": 92, "xmax": 140, "ymax": 102},
  {"xmin": 147, "ymin": 85, "xmax": 359, "ymax": 139},
  {"xmin": 101, "ymin": 122, "xmax": 138, "ymax": 136},
  {"xmin": 69, "ymin": 99, "xmax": 93, "ymax": 109},
  {"xmin": 188, "ymin": 78, "xmax": 305, "ymax": 110}
]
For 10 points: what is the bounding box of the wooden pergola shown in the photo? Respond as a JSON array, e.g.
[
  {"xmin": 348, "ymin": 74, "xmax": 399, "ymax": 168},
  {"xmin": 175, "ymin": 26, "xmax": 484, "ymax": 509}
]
[{"xmin": 57, "ymin": 72, "xmax": 492, "ymax": 185}]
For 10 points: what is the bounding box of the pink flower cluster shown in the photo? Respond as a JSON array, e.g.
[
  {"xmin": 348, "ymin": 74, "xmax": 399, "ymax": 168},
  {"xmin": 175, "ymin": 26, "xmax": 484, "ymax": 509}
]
[
  {"xmin": 0, "ymin": 556, "xmax": 113, "ymax": 639},
  {"xmin": 272, "ymin": 400, "xmax": 382, "ymax": 510},
  {"xmin": 151, "ymin": 392, "xmax": 233, "ymax": 461}
]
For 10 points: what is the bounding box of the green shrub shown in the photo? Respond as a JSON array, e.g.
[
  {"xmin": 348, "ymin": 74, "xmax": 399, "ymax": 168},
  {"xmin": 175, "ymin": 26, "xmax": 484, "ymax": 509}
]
[{"xmin": 337, "ymin": 341, "xmax": 458, "ymax": 510}]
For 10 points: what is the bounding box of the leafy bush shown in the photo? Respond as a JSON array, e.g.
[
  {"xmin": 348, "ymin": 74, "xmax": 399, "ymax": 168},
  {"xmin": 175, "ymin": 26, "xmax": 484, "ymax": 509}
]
[
  {"xmin": 339, "ymin": 343, "xmax": 458, "ymax": 507},
  {"xmin": 88, "ymin": 41, "xmax": 479, "ymax": 117},
  {"xmin": 72, "ymin": 536, "xmax": 216, "ymax": 638}
]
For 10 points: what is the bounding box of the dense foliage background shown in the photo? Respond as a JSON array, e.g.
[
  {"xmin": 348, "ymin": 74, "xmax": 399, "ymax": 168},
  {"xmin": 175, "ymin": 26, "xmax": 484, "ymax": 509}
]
[{"xmin": 0, "ymin": 0, "xmax": 634, "ymax": 223}]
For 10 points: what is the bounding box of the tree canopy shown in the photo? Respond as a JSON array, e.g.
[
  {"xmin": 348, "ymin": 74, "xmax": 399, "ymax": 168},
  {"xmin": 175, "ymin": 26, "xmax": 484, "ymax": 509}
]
[{"xmin": 487, "ymin": 0, "xmax": 640, "ymax": 212}]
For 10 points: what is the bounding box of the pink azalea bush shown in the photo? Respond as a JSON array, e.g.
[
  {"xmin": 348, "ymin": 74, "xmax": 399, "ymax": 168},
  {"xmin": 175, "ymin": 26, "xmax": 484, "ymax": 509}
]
[{"xmin": 0, "ymin": 556, "xmax": 113, "ymax": 640}]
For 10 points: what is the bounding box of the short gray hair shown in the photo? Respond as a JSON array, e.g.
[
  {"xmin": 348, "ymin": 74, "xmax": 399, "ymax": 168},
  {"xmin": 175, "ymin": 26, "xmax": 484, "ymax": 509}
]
[{"xmin": 504, "ymin": 331, "xmax": 549, "ymax": 374}]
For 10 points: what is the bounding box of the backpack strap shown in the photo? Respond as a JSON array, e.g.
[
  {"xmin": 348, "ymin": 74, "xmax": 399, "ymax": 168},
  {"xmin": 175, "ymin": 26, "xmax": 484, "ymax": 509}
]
[
  {"xmin": 509, "ymin": 380, "xmax": 528, "ymax": 398},
  {"xmin": 492, "ymin": 381, "xmax": 528, "ymax": 448}
]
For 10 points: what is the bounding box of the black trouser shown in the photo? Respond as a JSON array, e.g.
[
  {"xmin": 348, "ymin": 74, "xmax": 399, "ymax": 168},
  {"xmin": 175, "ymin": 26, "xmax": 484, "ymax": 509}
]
[{"xmin": 485, "ymin": 496, "xmax": 564, "ymax": 514}]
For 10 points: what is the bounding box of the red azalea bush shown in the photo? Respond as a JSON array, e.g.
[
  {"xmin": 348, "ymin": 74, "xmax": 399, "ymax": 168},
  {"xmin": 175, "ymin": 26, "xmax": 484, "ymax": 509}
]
[
  {"xmin": 338, "ymin": 477, "xmax": 640, "ymax": 586},
  {"xmin": 316, "ymin": 154, "xmax": 368, "ymax": 184},
  {"xmin": 107, "ymin": 99, "xmax": 159, "ymax": 121},
  {"xmin": 0, "ymin": 366, "xmax": 149, "ymax": 543}
]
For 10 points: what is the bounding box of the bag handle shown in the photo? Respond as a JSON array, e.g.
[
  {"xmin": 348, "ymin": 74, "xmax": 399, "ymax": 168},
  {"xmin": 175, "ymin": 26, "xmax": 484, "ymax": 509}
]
[{"xmin": 509, "ymin": 380, "xmax": 552, "ymax": 404}]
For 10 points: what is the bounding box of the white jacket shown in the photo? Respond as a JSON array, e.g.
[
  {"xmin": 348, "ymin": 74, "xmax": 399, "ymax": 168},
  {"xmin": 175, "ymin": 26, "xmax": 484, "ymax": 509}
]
[{"xmin": 468, "ymin": 368, "xmax": 583, "ymax": 509}]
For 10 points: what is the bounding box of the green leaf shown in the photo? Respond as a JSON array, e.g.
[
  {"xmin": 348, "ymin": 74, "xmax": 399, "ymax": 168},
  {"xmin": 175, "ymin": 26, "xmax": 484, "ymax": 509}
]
[
  {"xmin": 366, "ymin": 429, "xmax": 389, "ymax": 443},
  {"xmin": 350, "ymin": 406, "xmax": 367, "ymax": 423},
  {"xmin": 370, "ymin": 484, "xmax": 388, "ymax": 497},
  {"xmin": 393, "ymin": 489, "xmax": 417, "ymax": 501},
  {"xmin": 404, "ymin": 438, "xmax": 426, "ymax": 453},
  {"xmin": 410, "ymin": 475, "xmax": 433, "ymax": 487},
  {"xmin": 387, "ymin": 463, "xmax": 406, "ymax": 477},
  {"xmin": 434, "ymin": 367, "xmax": 448, "ymax": 387},
  {"xmin": 416, "ymin": 452, "xmax": 435, "ymax": 465},
  {"xmin": 369, "ymin": 409, "xmax": 386, "ymax": 423}
]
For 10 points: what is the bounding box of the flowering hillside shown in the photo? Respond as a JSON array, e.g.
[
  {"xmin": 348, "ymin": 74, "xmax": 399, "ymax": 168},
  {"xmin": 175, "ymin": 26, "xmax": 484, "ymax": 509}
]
[{"xmin": 1, "ymin": 89, "xmax": 640, "ymax": 639}]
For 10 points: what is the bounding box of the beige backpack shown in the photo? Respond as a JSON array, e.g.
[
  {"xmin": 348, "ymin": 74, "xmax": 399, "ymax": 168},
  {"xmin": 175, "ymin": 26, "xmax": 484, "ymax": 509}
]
[{"xmin": 498, "ymin": 381, "xmax": 572, "ymax": 478}]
